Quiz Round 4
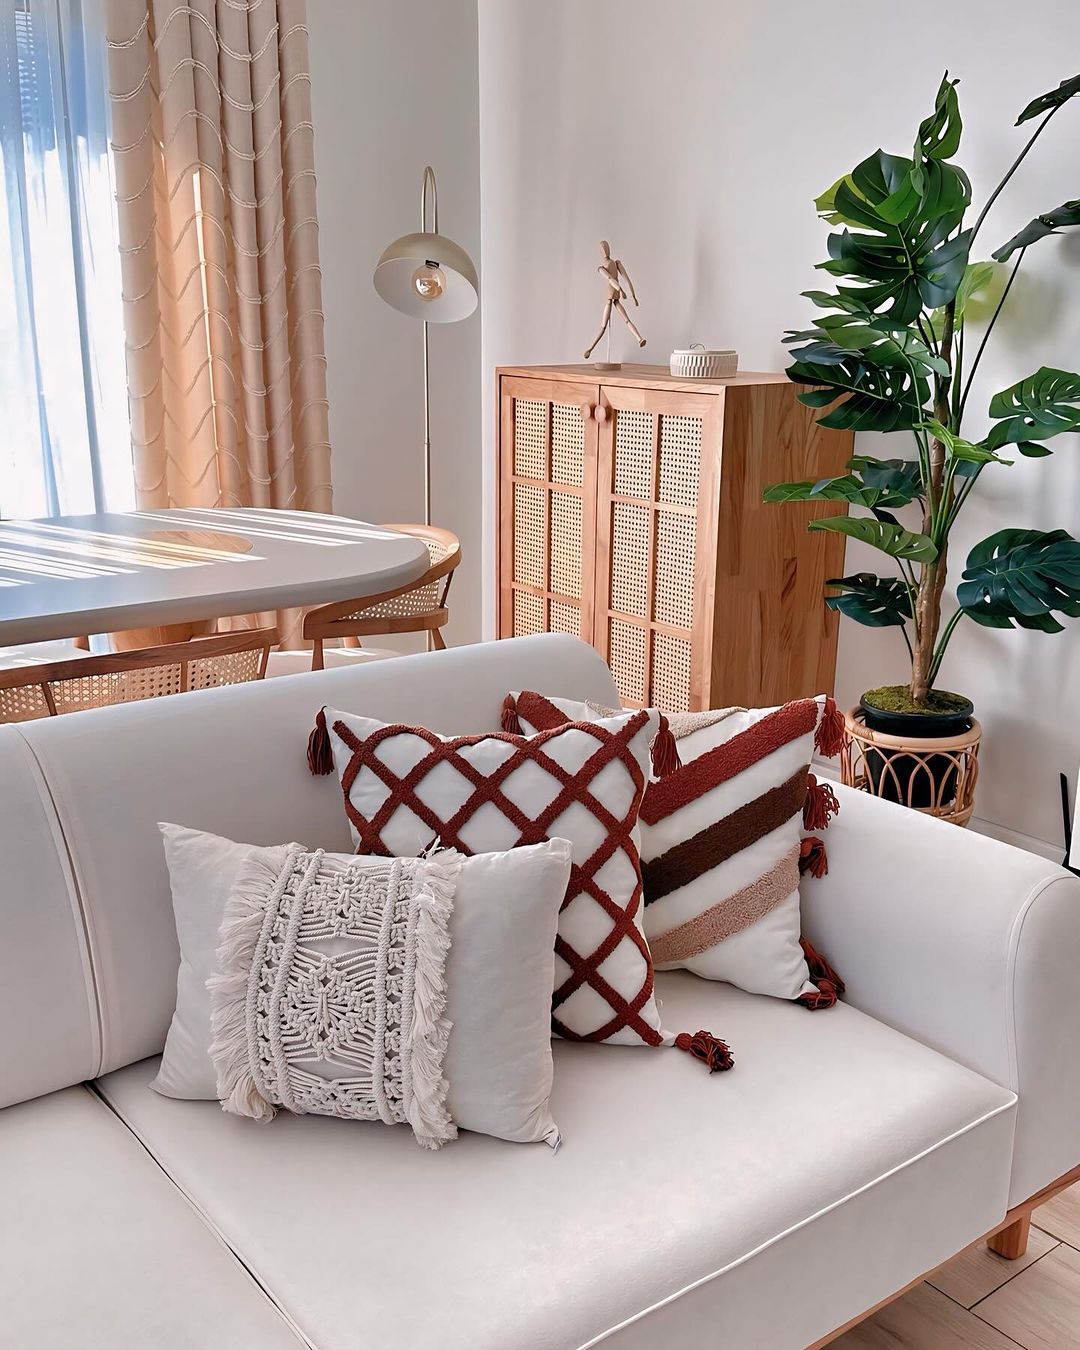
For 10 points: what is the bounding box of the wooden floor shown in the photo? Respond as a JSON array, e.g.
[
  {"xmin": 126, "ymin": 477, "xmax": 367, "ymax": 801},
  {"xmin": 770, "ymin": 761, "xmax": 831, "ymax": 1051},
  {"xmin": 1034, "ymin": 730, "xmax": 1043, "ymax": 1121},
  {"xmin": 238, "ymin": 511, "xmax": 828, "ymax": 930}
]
[{"xmin": 834, "ymin": 1183, "xmax": 1080, "ymax": 1348}]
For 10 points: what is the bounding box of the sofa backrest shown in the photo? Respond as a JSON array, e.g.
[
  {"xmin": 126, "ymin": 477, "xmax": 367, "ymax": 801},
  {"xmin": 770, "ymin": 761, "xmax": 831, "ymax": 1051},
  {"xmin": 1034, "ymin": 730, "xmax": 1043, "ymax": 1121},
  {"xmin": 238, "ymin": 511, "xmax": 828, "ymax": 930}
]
[
  {"xmin": 2, "ymin": 635, "xmax": 619, "ymax": 1094},
  {"xmin": 0, "ymin": 728, "xmax": 100, "ymax": 1106}
]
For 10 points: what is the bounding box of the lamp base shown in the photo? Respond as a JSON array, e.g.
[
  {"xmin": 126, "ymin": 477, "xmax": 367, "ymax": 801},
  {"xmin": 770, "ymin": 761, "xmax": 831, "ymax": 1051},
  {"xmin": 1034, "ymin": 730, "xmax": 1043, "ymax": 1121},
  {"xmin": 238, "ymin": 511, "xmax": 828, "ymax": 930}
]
[{"xmin": 592, "ymin": 361, "xmax": 622, "ymax": 370}]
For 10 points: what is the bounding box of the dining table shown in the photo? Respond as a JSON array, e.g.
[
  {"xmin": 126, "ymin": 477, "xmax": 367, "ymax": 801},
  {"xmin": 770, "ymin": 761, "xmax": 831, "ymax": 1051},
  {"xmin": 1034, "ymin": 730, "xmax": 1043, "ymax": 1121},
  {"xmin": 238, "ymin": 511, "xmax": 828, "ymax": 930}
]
[{"xmin": 0, "ymin": 507, "xmax": 432, "ymax": 647}]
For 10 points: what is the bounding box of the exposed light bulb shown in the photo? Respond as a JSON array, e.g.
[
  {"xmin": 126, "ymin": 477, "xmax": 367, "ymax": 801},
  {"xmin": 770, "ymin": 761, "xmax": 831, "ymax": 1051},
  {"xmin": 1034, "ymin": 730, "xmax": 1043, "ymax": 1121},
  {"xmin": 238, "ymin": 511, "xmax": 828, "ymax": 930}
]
[{"xmin": 411, "ymin": 262, "xmax": 446, "ymax": 301}]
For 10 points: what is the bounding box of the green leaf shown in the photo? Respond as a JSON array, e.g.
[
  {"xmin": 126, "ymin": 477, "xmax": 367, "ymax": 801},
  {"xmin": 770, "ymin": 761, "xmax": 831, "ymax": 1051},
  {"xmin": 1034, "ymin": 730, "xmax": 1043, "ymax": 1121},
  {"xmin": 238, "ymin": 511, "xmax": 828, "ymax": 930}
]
[
  {"xmin": 918, "ymin": 418, "xmax": 1013, "ymax": 465},
  {"xmin": 788, "ymin": 354, "xmax": 930, "ymax": 433},
  {"xmin": 785, "ymin": 318, "xmax": 948, "ymax": 376},
  {"xmin": 1016, "ymin": 74, "xmax": 1080, "ymax": 125},
  {"xmin": 849, "ymin": 455, "xmax": 924, "ymax": 500},
  {"xmin": 958, "ymin": 528, "xmax": 1080, "ymax": 631},
  {"xmin": 815, "ymin": 175, "xmax": 859, "ymax": 227},
  {"xmin": 987, "ymin": 368, "xmax": 1080, "ymax": 448},
  {"xmin": 954, "ymin": 260, "xmax": 998, "ymax": 322},
  {"xmin": 993, "ymin": 200, "xmax": 1080, "ymax": 262},
  {"xmin": 763, "ymin": 471, "xmax": 917, "ymax": 510},
  {"xmin": 818, "ymin": 151, "xmax": 972, "ymax": 323},
  {"xmin": 916, "ymin": 74, "xmax": 962, "ymax": 163},
  {"xmin": 825, "ymin": 573, "xmax": 914, "ymax": 627},
  {"xmin": 808, "ymin": 516, "xmax": 939, "ymax": 563},
  {"xmin": 801, "ymin": 289, "xmax": 872, "ymax": 313}
]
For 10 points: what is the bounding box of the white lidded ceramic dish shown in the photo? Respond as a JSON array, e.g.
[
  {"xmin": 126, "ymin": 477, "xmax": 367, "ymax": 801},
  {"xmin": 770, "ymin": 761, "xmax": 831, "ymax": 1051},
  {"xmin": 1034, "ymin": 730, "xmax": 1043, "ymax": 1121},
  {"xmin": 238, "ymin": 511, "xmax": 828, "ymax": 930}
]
[{"xmin": 669, "ymin": 347, "xmax": 739, "ymax": 378}]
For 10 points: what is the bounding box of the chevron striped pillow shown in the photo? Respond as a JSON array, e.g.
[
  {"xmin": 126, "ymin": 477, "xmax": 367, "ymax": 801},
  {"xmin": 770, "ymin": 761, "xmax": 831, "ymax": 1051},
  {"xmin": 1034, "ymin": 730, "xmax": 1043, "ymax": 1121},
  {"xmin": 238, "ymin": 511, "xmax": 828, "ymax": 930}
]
[{"xmin": 507, "ymin": 691, "xmax": 843, "ymax": 1007}]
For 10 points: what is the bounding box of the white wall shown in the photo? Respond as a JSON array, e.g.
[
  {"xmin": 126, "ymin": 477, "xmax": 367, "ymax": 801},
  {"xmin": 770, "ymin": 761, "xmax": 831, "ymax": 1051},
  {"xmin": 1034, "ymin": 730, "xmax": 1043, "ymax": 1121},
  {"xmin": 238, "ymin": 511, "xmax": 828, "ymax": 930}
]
[
  {"xmin": 477, "ymin": 0, "xmax": 1080, "ymax": 849},
  {"xmin": 308, "ymin": 0, "xmax": 481, "ymax": 645}
]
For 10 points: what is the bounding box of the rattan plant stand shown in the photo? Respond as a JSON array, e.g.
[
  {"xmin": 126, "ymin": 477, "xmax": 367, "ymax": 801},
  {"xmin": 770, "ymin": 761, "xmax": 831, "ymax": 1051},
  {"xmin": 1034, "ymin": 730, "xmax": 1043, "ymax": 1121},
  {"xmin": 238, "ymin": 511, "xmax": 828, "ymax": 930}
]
[{"xmin": 840, "ymin": 706, "xmax": 982, "ymax": 828}]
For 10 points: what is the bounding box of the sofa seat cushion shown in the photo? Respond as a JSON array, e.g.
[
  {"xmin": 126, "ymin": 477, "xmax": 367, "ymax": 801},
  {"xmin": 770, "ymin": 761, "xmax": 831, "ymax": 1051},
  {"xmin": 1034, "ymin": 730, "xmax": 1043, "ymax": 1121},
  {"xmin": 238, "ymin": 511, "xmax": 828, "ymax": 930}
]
[
  {"xmin": 94, "ymin": 974, "xmax": 1015, "ymax": 1350},
  {"xmin": 0, "ymin": 1085, "xmax": 305, "ymax": 1349}
]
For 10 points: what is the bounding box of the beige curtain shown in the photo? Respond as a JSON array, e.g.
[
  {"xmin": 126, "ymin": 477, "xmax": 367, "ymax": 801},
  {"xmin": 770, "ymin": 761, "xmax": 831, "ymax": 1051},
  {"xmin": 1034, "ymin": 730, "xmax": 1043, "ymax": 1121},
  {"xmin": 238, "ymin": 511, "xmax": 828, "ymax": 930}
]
[{"xmin": 106, "ymin": 0, "xmax": 332, "ymax": 645}]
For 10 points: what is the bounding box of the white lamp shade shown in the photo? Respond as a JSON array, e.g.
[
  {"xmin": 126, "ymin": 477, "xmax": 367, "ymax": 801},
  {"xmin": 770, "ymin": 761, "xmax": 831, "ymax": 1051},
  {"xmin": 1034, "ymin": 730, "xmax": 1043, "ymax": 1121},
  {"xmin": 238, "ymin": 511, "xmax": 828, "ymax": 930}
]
[{"xmin": 373, "ymin": 230, "xmax": 478, "ymax": 323}]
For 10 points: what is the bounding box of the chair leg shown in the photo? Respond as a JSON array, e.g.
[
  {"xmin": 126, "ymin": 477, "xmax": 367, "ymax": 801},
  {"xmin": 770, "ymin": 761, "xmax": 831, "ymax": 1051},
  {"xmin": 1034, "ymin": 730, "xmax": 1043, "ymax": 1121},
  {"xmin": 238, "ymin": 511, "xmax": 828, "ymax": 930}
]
[
  {"xmin": 431, "ymin": 627, "xmax": 447, "ymax": 651},
  {"xmin": 988, "ymin": 1214, "xmax": 1031, "ymax": 1260},
  {"xmin": 311, "ymin": 639, "xmax": 324, "ymax": 671}
]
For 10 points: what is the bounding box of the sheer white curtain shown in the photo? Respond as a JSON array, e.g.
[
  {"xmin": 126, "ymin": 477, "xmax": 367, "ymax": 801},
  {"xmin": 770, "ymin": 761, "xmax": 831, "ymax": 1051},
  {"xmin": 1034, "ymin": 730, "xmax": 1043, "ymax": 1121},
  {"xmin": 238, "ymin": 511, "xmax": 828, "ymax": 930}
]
[{"xmin": 0, "ymin": 0, "xmax": 131, "ymax": 518}]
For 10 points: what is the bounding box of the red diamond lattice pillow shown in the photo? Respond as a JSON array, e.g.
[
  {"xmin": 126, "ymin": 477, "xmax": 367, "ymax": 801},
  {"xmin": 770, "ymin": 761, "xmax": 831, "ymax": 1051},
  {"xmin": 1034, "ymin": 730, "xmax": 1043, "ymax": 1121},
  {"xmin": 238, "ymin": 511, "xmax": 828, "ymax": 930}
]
[{"xmin": 318, "ymin": 705, "xmax": 670, "ymax": 1047}]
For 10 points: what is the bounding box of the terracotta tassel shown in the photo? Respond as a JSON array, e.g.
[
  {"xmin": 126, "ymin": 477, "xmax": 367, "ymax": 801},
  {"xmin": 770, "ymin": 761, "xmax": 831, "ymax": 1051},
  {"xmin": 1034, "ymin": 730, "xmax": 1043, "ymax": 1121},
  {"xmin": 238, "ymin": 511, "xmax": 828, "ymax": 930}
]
[
  {"xmin": 814, "ymin": 695, "xmax": 845, "ymax": 758},
  {"xmin": 501, "ymin": 694, "xmax": 523, "ymax": 735},
  {"xmin": 803, "ymin": 774, "xmax": 840, "ymax": 831},
  {"xmin": 651, "ymin": 716, "xmax": 681, "ymax": 778},
  {"xmin": 307, "ymin": 708, "xmax": 334, "ymax": 776},
  {"xmin": 799, "ymin": 835, "xmax": 828, "ymax": 878},
  {"xmin": 796, "ymin": 935, "xmax": 845, "ymax": 1010},
  {"xmin": 674, "ymin": 1029, "xmax": 734, "ymax": 1073},
  {"xmin": 797, "ymin": 984, "xmax": 839, "ymax": 1011}
]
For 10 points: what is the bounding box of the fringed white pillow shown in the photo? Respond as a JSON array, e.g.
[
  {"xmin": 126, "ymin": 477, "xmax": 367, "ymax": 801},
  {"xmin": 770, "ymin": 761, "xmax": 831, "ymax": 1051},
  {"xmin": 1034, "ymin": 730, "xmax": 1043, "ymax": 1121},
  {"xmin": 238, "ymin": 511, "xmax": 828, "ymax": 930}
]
[
  {"xmin": 209, "ymin": 844, "xmax": 460, "ymax": 1149},
  {"xmin": 154, "ymin": 826, "xmax": 572, "ymax": 1148}
]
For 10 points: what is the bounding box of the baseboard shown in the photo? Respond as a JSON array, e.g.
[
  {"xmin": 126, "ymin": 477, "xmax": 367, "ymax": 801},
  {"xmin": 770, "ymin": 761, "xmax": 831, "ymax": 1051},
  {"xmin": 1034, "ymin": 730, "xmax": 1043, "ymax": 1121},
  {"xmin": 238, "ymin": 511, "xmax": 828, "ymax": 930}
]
[{"xmin": 812, "ymin": 757, "xmax": 1064, "ymax": 864}]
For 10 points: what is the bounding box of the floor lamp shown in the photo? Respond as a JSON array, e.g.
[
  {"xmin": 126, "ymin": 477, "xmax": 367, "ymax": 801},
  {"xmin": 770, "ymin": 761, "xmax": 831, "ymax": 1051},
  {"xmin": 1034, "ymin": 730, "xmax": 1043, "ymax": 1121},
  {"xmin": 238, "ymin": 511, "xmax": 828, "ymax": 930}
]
[{"xmin": 373, "ymin": 166, "xmax": 479, "ymax": 526}]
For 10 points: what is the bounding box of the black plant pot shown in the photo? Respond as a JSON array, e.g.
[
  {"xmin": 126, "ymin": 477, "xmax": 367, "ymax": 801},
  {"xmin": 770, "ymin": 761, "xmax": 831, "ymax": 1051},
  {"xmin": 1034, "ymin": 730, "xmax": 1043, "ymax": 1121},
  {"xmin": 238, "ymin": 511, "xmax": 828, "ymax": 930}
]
[{"xmin": 859, "ymin": 694, "xmax": 974, "ymax": 809}]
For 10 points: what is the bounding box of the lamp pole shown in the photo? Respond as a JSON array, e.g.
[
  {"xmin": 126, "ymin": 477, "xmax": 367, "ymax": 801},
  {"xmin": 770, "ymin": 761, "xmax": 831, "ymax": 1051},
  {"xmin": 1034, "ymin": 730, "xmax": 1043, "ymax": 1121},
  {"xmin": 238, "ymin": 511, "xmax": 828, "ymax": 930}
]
[{"xmin": 419, "ymin": 167, "xmax": 438, "ymax": 528}]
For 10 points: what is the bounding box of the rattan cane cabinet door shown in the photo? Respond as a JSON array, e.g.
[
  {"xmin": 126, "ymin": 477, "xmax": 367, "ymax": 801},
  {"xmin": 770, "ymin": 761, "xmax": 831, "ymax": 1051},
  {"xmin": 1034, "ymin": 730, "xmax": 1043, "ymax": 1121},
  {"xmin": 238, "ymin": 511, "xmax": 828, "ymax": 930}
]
[
  {"xmin": 498, "ymin": 377, "xmax": 599, "ymax": 642},
  {"xmin": 595, "ymin": 386, "xmax": 720, "ymax": 712}
]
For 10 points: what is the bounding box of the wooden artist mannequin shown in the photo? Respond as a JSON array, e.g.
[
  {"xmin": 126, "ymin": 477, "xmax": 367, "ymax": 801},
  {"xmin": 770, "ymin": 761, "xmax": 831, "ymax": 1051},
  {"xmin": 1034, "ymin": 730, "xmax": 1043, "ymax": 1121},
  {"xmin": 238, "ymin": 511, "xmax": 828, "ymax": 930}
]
[{"xmin": 583, "ymin": 240, "xmax": 646, "ymax": 366}]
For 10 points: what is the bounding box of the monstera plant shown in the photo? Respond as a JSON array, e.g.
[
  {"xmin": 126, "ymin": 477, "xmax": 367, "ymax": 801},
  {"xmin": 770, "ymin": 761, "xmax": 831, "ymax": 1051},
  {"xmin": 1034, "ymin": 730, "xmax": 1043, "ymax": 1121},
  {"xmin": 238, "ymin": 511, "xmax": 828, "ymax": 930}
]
[{"xmin": 765, "ymin": 71, "xmax": 1080, "ymax": 751}]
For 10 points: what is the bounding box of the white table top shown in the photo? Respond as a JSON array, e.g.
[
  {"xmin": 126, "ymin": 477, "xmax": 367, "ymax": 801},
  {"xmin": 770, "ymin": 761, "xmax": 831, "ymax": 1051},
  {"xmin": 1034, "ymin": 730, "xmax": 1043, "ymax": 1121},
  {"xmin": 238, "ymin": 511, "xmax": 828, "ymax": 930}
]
[{"xmin": 0, "ymin": 508, "xmax": 431, "ymax": 645}]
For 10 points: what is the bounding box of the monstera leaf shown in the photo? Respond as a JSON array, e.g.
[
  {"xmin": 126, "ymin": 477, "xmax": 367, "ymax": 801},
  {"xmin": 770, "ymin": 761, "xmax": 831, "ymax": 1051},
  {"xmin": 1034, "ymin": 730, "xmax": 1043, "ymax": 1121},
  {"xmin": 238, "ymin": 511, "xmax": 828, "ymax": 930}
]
[
  {"xmin": 919, "ymin": 418, "xmax": 1012, "ymax": 465},
  {"xmin": 958, "ymin": 529, "xmax": 1080, "ymax": 631},
  {"xmin": 825, "ymin": 574, "xmax": 914, "ymax": 627},
  {"xmin": 954, "ymin": 260, "xmax": 998, "ymax": 321},
  {"xmin": 849, "ymin": 455, "xmax": 925, "ymax": 502},
  {"xmin": 914, "ymin": 74, "xmax": 962, "ymax": 164},
  {"xmin": 785, "ymin": 318, "xmax": 949, "ymax": 381},
  {"xmin": 815, "ymin": 148, "xmax": 972, "ymax": 323},
  {"xmin": 763, "ymin": 471, "xmax": 917, "ymax": 510},
  {"xmin": 1017, "ymin": 74, "xmax": 1080, "ymax": 125},
  {"xmin": 787, "ymin": 351, "xmax": 931, "ymax": 433},
  {"xmin": 986, "ymin": 368, "xmax": 1080, "ymax": 449},
  {"xmin": 807, "ymin": 516, "xmax": 938, "ymax": 563},
  {"xmin": 993, "ymin": 201, "xmax": 1080, "ymax": 261}
]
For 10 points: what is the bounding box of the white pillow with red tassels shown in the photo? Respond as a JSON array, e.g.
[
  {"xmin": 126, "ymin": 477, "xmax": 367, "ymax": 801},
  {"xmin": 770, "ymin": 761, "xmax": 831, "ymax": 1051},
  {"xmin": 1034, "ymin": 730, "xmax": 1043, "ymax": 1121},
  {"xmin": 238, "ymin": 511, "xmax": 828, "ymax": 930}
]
[
  {"xmin": 504, "ymin": 690, "xmax": 845, "ymax": 1009},
  {"xmin": 307, "ymin": 704, "xmax": 735, "ymax": 1072}
]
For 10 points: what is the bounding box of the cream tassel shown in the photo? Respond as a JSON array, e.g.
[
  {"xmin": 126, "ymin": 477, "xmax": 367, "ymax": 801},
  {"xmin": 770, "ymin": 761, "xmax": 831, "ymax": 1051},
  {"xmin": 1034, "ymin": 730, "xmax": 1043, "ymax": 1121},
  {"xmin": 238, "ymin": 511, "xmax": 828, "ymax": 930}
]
[
  {"xmin": 404, "ymin": 850, "xmax": 461, "ymax": 1150},
  {"xmin": 208, "ymin": 844, "xmax": 294, "ymax": 1123}
]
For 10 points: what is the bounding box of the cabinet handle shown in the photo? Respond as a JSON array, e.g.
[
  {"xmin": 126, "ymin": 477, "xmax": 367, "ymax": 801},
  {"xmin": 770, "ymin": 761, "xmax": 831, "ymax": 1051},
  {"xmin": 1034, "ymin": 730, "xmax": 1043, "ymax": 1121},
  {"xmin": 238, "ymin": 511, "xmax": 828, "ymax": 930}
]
[
  {"xmin": 594, "ymin": 404, "xmax": 608, "ymax": 424},
  {"xmin": 580, "ymin": 402, "xmax": 595, "ymax": 422}
]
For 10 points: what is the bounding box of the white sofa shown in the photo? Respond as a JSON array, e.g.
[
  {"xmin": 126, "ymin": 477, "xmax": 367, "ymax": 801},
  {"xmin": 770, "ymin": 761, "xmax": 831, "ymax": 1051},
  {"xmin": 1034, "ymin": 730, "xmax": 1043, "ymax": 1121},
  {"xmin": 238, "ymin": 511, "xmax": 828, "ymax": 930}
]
[{"xmin": 2, "ymin": 633, "xmax": 1078, "ymax": 1350}]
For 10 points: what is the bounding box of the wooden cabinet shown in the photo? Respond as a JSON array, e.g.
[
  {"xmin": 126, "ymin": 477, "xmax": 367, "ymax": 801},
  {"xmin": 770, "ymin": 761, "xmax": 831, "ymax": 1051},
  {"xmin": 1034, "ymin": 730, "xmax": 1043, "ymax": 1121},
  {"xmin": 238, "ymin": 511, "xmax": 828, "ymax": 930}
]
[{"xmin": 496, "ymin": 363, "xmax": 854, "ymax": 711}]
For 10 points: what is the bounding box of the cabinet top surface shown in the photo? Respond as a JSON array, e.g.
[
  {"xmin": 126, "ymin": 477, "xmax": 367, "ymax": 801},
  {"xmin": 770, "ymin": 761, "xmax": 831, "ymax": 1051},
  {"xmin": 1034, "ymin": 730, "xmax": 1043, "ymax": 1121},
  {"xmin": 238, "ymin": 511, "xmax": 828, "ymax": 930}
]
[{"xmin": 496, "ymin": 362, "xmax": 789, "ymax": 391}]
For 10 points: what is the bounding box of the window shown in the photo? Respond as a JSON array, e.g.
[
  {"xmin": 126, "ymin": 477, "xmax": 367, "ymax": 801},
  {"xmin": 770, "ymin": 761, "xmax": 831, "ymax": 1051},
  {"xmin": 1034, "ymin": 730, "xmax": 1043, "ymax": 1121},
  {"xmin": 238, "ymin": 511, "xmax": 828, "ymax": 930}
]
[{"xmin": 0, "ymin": 0, "xmax": 132, "ymax": 519}]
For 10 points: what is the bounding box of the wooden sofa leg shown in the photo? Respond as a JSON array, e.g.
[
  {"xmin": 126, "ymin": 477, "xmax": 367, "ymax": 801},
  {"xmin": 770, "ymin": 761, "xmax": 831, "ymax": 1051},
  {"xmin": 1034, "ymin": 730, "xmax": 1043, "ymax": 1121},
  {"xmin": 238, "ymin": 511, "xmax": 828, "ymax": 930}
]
[{"xmin": 989, "ymin": 1214, "xmax": 1031, "ymax": 1259}]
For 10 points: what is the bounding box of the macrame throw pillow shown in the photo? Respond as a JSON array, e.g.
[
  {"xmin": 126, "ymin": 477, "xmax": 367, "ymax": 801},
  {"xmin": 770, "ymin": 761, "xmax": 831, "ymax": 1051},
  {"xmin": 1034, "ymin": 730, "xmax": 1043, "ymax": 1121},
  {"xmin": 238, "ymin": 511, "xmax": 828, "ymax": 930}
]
[
  {"xmin": 155, "ymin": 825, "xmax": 573, "ymax": 1148},
  {"xmin": 505, "ymin": 690, "xmax": 845, "ymax": 1009},
  {"xmin": 210, "ymin": 842, "xmax": 460, "ymax": 1148}
]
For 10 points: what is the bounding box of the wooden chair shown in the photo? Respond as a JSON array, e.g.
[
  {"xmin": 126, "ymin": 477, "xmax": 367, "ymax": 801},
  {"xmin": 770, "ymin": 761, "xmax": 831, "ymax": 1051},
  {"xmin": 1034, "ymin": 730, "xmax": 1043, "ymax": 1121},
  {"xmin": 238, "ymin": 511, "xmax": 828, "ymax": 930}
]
[
  {"xmin": 303, "ymin": 524, "xmax": 461, "ymax": 670},
  {"xmin": 0, "ymin": 627, "xmax": 277, "ymax": 724}
]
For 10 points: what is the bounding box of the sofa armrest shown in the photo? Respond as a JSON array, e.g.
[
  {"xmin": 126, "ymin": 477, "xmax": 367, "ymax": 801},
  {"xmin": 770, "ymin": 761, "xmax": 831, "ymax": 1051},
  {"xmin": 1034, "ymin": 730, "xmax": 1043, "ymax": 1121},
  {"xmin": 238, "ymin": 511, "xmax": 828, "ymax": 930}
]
[{"xmin": 801, "ymin": 783, "xmax": 1080, "ymax": 1207}]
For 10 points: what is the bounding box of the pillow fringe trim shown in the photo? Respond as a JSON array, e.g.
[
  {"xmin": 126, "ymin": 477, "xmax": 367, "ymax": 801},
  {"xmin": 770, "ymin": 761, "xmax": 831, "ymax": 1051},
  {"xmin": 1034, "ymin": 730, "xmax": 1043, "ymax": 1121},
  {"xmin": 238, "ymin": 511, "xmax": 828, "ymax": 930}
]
[
  {"xmin": 405, "ymin": 852, "xmax": 461, "ymax": 1150},
  {"xmin": 207, "ymin": 844, "xmax": 294, "ymax": 1123}
]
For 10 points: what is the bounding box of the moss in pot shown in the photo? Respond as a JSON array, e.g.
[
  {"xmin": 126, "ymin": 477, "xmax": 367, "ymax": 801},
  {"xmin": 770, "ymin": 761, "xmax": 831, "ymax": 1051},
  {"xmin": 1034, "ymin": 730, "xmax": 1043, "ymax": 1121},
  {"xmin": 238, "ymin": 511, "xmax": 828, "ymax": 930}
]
[{"xmin": 761, "ymin": 69, "xmax": 1080, "ymax": 815}]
